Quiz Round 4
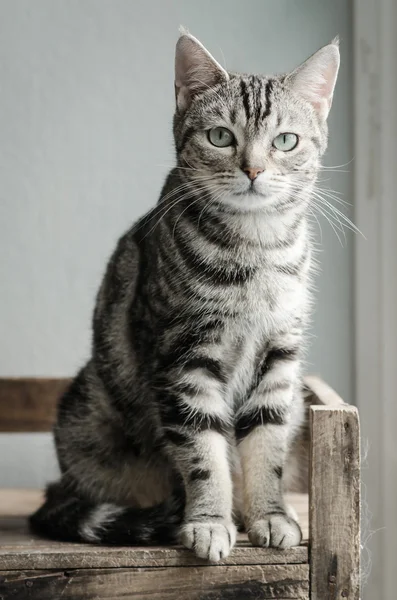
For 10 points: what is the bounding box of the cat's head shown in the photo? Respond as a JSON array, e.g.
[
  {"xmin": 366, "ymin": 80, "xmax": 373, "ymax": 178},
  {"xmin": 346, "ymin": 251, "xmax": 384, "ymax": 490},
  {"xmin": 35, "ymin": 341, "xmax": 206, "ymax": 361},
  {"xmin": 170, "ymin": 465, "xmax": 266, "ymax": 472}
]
[{"xmin": 173, "ymin": 30, "xmax": 339, "ymax": 213}]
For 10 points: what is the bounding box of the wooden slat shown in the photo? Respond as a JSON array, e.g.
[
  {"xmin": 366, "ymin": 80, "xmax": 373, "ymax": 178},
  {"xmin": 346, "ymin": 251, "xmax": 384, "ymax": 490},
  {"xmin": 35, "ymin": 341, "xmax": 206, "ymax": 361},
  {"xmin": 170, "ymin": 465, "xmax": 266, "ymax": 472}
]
[
  {"xmin": 0, "ymin": 529, "xmax": 308, "ymax": 569},
  {"xmin": 0, "ymin": 565, "xmax": 310, "ymax": 599},
  {"xmin": 0, "ymin": 378, "xmax": 70, "ymax": 432},
  {"xmin": 0, "ymin": 491, "xmax": 309, "ymax": 569},
  {"xmin": 309, "ymin": 405, "xmax": 360, "ymax": 600}
]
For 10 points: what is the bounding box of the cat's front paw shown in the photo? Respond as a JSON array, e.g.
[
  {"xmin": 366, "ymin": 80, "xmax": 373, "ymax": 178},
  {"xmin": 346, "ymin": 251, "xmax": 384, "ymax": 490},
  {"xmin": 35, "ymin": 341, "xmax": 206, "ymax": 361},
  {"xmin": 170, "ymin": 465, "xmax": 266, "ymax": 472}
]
[
  {"xmin": 248, "ymin": 513, "xmax": 302, "ymax": 549},
  {"xmin": 180, "ymin": 520, "xmax": 237, "ymax": 562}
]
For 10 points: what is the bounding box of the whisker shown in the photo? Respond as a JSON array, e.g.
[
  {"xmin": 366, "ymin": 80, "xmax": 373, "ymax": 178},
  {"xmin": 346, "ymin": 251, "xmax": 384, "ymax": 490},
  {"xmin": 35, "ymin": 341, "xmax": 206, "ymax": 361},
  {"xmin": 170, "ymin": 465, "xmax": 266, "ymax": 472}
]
[{"xmin": 312, "ymin": 202, "xmax": 344, "ymax": 246}]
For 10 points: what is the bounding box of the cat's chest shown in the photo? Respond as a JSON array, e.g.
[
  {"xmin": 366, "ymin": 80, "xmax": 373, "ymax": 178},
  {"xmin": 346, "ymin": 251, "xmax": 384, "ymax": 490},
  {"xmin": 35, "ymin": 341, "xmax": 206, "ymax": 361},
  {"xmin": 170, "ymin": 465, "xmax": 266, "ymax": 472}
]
[
  {"xmin": 219, "ymin": 271, "xmax": 307, "ymax": 403},
  {"xmin": 235, "ymin": 266, "xmax": 306, "ymax": 332}
]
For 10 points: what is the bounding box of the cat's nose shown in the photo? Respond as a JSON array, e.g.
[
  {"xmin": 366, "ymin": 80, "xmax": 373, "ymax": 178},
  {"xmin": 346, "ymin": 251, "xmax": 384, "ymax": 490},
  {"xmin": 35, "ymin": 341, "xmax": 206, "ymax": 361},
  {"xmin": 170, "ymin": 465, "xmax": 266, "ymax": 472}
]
[{"xmin": 243, "ymin": 166, "xmax": 264, "ymax": 180}]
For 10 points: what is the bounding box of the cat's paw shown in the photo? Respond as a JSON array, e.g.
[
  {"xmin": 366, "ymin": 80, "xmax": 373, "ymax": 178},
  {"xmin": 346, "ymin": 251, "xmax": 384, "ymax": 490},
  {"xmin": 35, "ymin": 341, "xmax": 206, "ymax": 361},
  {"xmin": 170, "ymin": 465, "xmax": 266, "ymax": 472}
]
[
  {"xmin": 248, "ymin": 513, "xmax": 302, "ymax": 549},
  {"xmin": 180, "ymin": 521, "xmax": 237, "ymax": 562}
]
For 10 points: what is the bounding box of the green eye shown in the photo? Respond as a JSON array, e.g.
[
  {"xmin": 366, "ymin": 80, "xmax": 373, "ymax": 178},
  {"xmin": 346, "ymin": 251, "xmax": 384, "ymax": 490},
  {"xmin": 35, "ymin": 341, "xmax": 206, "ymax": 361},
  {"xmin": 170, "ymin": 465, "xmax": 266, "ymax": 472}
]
[
  {"xmin": 273, "ymin": 133, "xmax": 299, "ymax": 152},
  {"xmin": 208, "ymin": 127, "xmax": 235, "ymax": 148}
]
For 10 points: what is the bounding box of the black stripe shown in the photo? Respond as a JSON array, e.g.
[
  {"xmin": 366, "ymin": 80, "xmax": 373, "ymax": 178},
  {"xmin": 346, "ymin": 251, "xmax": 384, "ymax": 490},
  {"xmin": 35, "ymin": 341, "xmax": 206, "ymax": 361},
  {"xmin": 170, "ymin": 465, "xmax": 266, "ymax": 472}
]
[
  {"xmin": 183, "ymin": 356, "xmax": 226, "ymax": 383},
  {"xmin": 189, "ymin": 468, "xmax": 211, "ymax": 483},
  {"xmin": 274, "ymin": 246, "xmax": 309, "ymax": 277},
  {"xmin": 208, "ymin": 529, "xmax": 213, "ymax": 559},
  {"xmin": 158, "ymin": 241, "xmax": 212, "ymax": 305},
  {"xmin": 172, "ymin": 224, "xmax": 254, "ymax": 285},
  {"xmin": 254, "ymin": 77, "xmax": 263, "ymax": 128},
  {"xmin": 246, "ymin": 342, "xmax": 299, "ymax": 399},
  {"xmin": 227, "ymin": 528, "xmax": 232, "ymax": 547},
  {"xmin": 276, "ymin": 194, "xmax": 308, "ymax": 214},
  {"xmin": 164, "ymin": 429, "xmax": 192, "ymax": 446},
  {"xmin": 264, "ymin": 346, "xmax": 299, "ymax": 375},
  {"xmin": 182, "ymin": 200, "xmax": 244, "ymax": 251},
  {"xmin": 274, "ymin": 466, "xmax": 283, "ymax": 479},
  {"xmin": 264, "ymin": 510, "xmax": 287, "ymax": 517},
  {"xmin": 262, "ymin": 79, "xmax": 274, "ymax": 120},
  {"xmin": 161, "ymin": 397, "xmax": 229, "ymax": 435},
  {"xmin": 240, "ymin": 79, "xmax": 251, "ymax": 120},
  {"xmin": 311, "ymin": 136, "xmax": 321, "ymax": 150},
  {"xmin": 246, "ymin": 376, "xmax": 290, "ymax": 404},
  {"xmin": 172, "ymin": 381, "xmax": 202, "ymax": 397},
  {"xmin": 179, "ymin": 127, "xmax": 195, "ymax": 152},
  {"xmin": 157, "ymin": 322, "xmax": 225, "ymax": 373},
  {"xmin": 235, "ymin": 406, "xmax": 286, "ymax": 441}
]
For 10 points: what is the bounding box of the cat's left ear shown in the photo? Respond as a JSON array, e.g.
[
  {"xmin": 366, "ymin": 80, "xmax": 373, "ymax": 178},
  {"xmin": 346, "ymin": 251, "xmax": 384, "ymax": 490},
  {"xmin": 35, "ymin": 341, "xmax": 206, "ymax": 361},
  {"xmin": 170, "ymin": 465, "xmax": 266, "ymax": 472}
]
[
  {"xmin": 286, "ymin": 39, "xmax": 340, "ymax": 121},
  {"xmin": 175, "ymin": 29, "xmax": 229, "ymax": 112}
]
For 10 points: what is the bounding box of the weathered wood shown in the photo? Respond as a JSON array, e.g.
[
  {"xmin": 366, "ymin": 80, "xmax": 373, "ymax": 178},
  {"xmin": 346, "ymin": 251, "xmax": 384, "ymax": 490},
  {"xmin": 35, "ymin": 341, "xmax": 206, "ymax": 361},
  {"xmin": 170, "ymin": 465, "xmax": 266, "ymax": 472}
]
[
  {"xmin": 310, "ymin": 405, "xmax": 360, "ymax": 600},
  {"xmin": 0, "ymin": 526, "xmax": 308, "ymax": 569},
  {"xmin": 0, "ymin": 493, "xmax": 308, "ymax": 570},
  {"xmin": 0, "ymin": 565, "xmax": 309, "ymax": 599},
  {"xmin": 0, "ymin": 378, "xmax": 70, "ymax": 432}
]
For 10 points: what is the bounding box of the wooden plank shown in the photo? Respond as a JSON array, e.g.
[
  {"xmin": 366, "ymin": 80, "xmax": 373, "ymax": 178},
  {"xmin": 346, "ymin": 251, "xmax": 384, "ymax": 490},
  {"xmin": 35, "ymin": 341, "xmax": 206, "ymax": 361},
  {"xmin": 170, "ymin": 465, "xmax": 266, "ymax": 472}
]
[
  {"xmin": 0, "ymin": 490, "xmax": 308, "ymax": 569},
  {"xmin": 0, "ymin": 378, "xmax": 70, "ymax": 432},
  {"xmin": 0, "ymin": 538, "xmax": 308, "ymax": 570},
  {"xmin": 0, "ymin": 565, "xmax": 309, "ymax": 599},
  {"xmin": 310, "ymin": 406, "xmax": 360, "ymax": 600},
  {"xmin": 0, "ymin": 528, "xmax": 308, "ymax": 569}
]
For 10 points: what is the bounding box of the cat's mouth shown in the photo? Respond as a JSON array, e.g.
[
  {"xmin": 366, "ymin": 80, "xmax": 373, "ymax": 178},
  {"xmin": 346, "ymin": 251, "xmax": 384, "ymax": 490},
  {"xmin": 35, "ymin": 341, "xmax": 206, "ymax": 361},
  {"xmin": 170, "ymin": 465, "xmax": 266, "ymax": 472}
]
[
  {"xmin": 232, "ymin": 181, "xmax": 267, "ymax": 198},
  {"xmin": 228, "ymin": 173, "xmax": 280, "ymax": 199}
]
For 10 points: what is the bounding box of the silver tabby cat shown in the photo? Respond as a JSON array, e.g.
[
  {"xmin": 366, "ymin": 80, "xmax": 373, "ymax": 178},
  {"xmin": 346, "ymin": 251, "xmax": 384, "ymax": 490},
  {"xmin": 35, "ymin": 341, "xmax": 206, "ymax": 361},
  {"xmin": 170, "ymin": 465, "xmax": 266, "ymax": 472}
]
[{"xmin": 30, "ymin": 31, "xmax": 339, "ymax": 561}]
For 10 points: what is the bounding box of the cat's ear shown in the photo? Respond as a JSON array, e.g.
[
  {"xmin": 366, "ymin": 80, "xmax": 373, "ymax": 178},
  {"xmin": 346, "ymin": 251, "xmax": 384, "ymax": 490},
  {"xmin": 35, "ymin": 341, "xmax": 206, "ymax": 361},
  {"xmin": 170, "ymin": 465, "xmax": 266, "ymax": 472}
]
[
  {"xmin": 286, "ymin": 39, "xmax": 340, "ymax": 121},
  {"xmin": 175, "ymin": 29, "xmax": 229, "ymax": 111}
]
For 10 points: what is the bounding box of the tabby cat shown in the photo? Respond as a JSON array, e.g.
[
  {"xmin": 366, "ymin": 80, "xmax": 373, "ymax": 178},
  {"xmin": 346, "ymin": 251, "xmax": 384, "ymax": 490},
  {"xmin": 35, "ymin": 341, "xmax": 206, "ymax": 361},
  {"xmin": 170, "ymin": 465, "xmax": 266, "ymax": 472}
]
[{"xmin": 30, "ymin": 31, "xmax": 339, "ymax": 561}]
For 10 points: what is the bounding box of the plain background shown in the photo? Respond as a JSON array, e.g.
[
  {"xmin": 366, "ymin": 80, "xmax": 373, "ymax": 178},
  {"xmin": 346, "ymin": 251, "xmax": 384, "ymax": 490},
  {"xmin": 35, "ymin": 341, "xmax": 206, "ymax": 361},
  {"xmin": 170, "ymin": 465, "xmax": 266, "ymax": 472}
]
[{"xmin": 0, "ymin": 0, "xmax": 353, "ymax": 486}]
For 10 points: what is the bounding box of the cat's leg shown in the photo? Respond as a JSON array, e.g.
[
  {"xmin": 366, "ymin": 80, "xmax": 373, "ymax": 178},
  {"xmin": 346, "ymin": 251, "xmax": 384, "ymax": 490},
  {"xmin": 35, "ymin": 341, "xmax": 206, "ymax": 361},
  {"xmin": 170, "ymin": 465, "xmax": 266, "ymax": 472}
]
[
  {"xmin": 236, "ymin": 340, "xmax": 303, "ymax": 549},
  {"xmin": 160, "ymin": 373, "xmax": 236, "ymax": 561}
]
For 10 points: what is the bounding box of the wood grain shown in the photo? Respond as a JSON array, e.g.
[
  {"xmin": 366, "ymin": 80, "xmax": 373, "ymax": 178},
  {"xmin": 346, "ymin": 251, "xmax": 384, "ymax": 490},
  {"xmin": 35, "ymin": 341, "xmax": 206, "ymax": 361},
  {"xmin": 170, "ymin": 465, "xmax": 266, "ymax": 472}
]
[
  {"xmin": 0, "ymin": 565, "xmax": 309, "ymax": 599},
  {"xmin": 0, "ymin": 492, "xmax": 308, "ymax": 569},
  {"xmin": 0, "ymin": 524, "xmax": 308, "ymax": 569},
  {"xmin": 309, "ymin": 405, "xmax": 360, "ymax": 600},
  {"xmin": 0, "ymin": 378, "xmax": 70, "ymax": 432}
]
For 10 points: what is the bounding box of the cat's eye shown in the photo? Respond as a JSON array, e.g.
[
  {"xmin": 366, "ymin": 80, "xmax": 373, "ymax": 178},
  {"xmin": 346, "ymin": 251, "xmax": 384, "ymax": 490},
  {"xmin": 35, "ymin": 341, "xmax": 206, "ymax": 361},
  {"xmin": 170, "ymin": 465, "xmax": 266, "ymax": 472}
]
[
  {"xmin": 273, "ymin": 133, "xmax": 299, "ymax": 152},
  {"xmin": 208, "ymin": 127, "xmax": 235, "ymax": 148}
]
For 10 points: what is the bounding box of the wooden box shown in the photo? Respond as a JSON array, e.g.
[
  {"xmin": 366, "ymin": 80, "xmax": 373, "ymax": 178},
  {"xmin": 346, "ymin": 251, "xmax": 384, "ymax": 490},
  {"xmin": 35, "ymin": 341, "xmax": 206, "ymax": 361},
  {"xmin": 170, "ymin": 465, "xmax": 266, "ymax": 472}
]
[{"xmin": 0, "ymin": 376, "xmax": 360, "ymax": 599}]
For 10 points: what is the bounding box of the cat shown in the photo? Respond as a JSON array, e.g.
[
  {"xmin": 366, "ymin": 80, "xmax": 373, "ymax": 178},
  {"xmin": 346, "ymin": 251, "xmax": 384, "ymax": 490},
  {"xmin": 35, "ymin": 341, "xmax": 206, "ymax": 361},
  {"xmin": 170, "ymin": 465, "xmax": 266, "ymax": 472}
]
[{"xmin": 30, "ymin": 30, "xmax": 339, "ymax": 562}]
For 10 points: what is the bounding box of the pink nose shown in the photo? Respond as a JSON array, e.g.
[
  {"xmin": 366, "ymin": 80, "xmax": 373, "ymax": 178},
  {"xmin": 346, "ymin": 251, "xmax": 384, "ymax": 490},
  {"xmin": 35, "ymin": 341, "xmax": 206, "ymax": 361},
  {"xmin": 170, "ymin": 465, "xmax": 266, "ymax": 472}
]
[{"xmin": 243, "ymin": 167, "xmax": 264, "ymax": 180}]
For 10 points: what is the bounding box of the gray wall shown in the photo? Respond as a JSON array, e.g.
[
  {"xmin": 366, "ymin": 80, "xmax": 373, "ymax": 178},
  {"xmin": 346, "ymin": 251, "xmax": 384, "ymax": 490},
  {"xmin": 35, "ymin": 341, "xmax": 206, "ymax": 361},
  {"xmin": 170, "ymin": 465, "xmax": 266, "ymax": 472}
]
[{"xmin": 0, "ymin": 0, "xmax": 353, "ymax": 486}]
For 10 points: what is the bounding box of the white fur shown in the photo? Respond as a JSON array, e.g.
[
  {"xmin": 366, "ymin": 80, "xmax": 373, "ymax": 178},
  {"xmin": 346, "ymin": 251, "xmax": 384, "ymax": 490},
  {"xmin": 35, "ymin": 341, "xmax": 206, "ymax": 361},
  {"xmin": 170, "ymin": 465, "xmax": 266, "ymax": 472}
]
[{"xmin": 79, "ymin": 503, "xmax": 124, "ymax": 543}]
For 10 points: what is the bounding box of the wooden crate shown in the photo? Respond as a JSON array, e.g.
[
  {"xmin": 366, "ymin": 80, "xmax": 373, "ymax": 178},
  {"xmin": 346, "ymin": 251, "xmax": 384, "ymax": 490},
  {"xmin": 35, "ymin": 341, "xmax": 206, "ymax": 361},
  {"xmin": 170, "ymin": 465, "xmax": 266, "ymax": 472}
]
[{"xmin": 0, "ymin": 376, "xmax": 360, "ymax": 599}]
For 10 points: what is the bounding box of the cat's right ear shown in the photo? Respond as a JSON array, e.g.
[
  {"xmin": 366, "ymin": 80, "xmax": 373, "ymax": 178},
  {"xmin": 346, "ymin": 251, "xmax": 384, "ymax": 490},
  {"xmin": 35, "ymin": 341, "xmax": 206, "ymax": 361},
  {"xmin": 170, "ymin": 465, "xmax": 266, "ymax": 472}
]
[
  {"xmin": 175, "ymin": 29, "xmax": 229, "ymax": 112},
  {"xmin": 286, "ymin": 39, "xmax": 340, "ymax": 122}
]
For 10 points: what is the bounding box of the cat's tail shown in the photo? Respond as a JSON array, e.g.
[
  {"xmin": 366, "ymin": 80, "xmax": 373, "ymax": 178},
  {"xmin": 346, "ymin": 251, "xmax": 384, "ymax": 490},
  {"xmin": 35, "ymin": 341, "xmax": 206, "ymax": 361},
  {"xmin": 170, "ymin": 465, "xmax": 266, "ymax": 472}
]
[{"xmin": 29, "ymin": 480, "xmax": 184, "ymax": 545}]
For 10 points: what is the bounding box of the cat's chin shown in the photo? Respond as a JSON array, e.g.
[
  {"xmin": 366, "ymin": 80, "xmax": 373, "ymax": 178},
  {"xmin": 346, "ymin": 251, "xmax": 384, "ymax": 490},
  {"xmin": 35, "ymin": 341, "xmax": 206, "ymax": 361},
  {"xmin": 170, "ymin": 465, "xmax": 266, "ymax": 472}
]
[{"xmin": 220, "ymin": 191, "xmax": 282, "ymax": 213}]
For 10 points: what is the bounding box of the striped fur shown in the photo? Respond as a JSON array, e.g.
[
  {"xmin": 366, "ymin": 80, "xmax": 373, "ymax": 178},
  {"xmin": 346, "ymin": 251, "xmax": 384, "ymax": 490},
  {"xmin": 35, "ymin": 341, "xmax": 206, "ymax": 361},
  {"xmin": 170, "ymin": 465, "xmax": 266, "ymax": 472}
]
[{"xmin": 30, "ymin": 32, "xmax": 339, "ymax": 561}]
